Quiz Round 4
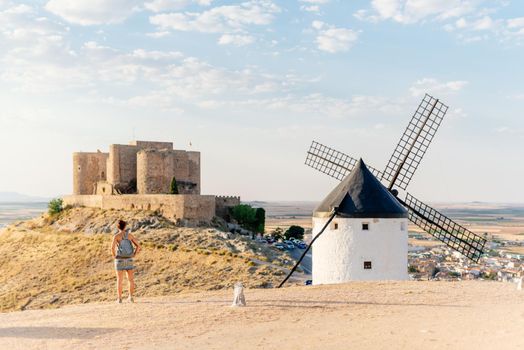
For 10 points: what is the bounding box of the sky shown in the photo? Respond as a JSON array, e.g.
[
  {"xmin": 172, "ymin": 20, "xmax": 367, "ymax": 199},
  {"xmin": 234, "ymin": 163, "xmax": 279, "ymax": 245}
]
[{"xmin": 0, "ymin": 0, "xmax": 523, "ymax": 203}]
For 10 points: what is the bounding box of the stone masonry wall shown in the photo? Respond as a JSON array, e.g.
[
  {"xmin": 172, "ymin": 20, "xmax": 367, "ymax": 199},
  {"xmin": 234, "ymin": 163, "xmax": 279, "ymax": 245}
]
[
  {"xmin": 187, "ymin": 151, "xmax": 201, "ymax": 195},
  {"xmin": 137, "ymin": 149, "xmax": 175, "ymax": 194},
  {"xmin": 215, "ymin": 196, "xmax": 241, "ymax": 221},
  {"xmin": 107, "ymin": 144, "xmax": 139, "ymax": 189},
  {"xmin": 63, "ymin": 194, "xmax": 216, "ymax": 222},
  {"xmin": 75, "ymin": 140, "xmax": 200, "ymax": 196},
  {"xmin": 130, "ymin": 141, "xmax": 173, "ymax": 150},
  {"xmin": 73, "ymin": 152, "xmax": 109, "ymax": 195}
]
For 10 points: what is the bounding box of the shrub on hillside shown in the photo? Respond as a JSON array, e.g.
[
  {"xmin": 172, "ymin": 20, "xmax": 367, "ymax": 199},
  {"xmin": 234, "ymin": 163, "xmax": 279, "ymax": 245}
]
[{"xmin": 48, "ymin": 198, "xmax": 64, "ymax": 215}]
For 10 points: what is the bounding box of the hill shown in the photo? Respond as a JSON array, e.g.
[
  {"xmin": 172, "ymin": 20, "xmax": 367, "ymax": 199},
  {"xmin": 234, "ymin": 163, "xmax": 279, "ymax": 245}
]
[
  {"xmin": 0, "ymin": 208, "xmax": 299, "ymax": 312},
  {"xmin": 0, "ymin": 281, "xmax": 522, "ymax": 349},
  {"xmin": 0, "ymin": 192, "xmax": 49, "ymax": 203}
]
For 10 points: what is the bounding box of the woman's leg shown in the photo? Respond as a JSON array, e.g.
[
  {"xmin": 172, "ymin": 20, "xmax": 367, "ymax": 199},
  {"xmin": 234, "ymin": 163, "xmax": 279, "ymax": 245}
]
[
  {"xmin": 116, "ymin": 270, "xmax": 124, "ymax": 300},
  {"xmin": 126, "ymin": 269, "xmax": 135, "ymax": 299}
]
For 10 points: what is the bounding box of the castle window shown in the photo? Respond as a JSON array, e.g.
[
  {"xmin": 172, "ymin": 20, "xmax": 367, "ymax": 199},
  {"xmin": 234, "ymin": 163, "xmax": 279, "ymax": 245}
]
[
  {"xmin": 364, "ymin": 261, "xmax": 372, "ymax": 270},
  {"xmin": 362, "ymin": 223, "xmax": 369, "ymax": 231}
]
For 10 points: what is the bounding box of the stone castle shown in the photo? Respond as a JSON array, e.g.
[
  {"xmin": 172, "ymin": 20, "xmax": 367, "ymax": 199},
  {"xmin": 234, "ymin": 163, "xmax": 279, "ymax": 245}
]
[{"xmin": 63, "ymin": 140, "xmax": 240, "ymax": 223}]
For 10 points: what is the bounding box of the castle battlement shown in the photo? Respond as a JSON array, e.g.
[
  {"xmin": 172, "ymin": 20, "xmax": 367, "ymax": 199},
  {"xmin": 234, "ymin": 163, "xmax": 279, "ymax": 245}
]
[
  {"xmin": 70, "ymin": 140, "xmax": 239, "ymax": 223},
  {"xmin": 73, "ymin": 140, "xmax": 200, "ymax": 196}
]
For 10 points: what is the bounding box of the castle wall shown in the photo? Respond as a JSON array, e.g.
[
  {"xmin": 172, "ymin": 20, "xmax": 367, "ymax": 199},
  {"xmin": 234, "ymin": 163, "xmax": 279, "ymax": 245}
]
[
  {"xmin": 63, "ymin": 194, "xmax": 216, "ymax": 222},
  {"xmin": 137, "ymin": 150, "xmax": 175, "ymax": 194},
  {"xmin": 95, "ymin": 181, "xmax": 114, "ymax": 195},
  {"xmin": 75, "ymin": 140, "xmax": 201, "ymax": 197},
  {"xmin": 130, "ymin": 141, "xmax": 173, "ymax": 150},
  {"xmin": 187, "ymin": 151, "xmax": 201, "ymax": 195},
  {"xmin": 73, "ymin": 152, "xmax": 108, "ymax": 195},
  {"xmin": 215, "ymin": 196, "xmax": 240, "ymax": 221},
  {"xmin": 107, "ymin": 145, "xmax": 139, "ymax": 189},
  {"xmin": 172, "ymin": 150, "xmax": 190, "ymax": 184}
]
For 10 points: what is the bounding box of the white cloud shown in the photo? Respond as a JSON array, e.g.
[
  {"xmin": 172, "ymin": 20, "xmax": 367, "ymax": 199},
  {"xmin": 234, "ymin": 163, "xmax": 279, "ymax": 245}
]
[
  {"xmin": 363, "ymin": 0, "xmax": 479, "ymax": 24},
  {"xmin": 144, "ymin": 0, "xmax": 213, "ymax": 13},
  {"xmin": 218, "ymin": 34, "xmax": 255, "ymax": 46},
  {"xmin": 45, "ymin": 0, "xmax": 139, "ymax": 25},
  {"xmin": 149, "ymin": 0, "xmax": 280, "ymax": 33},
  {"xmin": 146, "ymin": 31, "xmax": 171, "ymax": 38},
  {"xmin": 311, "ymin": 21, "xmax": 359, "ymax": 53},
  {"xmin": 299, "ymin": 0, "xmax": 329, "ymax": 12},
  {"xmin": 409, "ymin": 78, "xmax": 468, "ymax": 97},
  {"xmin": 356, "ymin": 1, "xmax": 524, "ymax": 44},
  {"xmin": 507, "ymin": 17, "xmax": 524, "ymax": 29},
  {"xmin": 199, "ymin": 93, "xmax": 406, "ymax": 120}
]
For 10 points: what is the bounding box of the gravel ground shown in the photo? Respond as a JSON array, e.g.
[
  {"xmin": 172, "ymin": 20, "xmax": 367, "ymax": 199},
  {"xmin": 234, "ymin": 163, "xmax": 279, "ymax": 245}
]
[{"xmin": 0, "ymin": 280, "xmax": 522, "ymax": 350}]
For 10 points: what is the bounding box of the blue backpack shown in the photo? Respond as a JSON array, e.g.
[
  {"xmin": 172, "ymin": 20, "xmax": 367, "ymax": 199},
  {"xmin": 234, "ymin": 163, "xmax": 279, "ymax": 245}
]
[{"xmin": 116, "ymin": 231, "xmax": 134, "ymax": 258}]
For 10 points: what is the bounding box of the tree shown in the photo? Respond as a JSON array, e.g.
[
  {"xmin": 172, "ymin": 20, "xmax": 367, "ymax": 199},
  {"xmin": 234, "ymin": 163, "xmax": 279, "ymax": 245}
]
[
  {"xmin": 284, "ymin": 225, "xmax": 305, "ymax": 240},
  {"xmin": 170, "ymin": 176, "xmax": 179, "ymax": 194},
  {"xmin": 254, "ymin": 208, "xmax": 265, "ymax": 233},
  {"xmin": 231, "ymin": 204, "xmax": 257, "ymax": 231},
  {"xmin": 270, "ymin": 227, "xmax": 284, "ymax": 241},
  {"xmin": 48, "ymin": 198, "xmax": 63, "ymax": 215}
]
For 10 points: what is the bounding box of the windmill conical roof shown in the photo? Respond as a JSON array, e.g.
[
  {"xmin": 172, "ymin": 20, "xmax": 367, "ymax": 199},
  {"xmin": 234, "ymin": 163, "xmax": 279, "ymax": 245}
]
[{"xmin": 314, "ymin": 159, "xmax": 407, "ymax": 218}]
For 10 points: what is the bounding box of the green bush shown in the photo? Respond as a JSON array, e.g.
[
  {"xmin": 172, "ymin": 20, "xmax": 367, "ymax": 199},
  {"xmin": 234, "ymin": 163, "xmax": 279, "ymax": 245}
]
[
  {"xmin": 284, "ymin": 225, "xmax": 305, "ymax": 240},
  {"xmin": 48, "ymin": 198, "xmax": 64, "ymax": 215}
]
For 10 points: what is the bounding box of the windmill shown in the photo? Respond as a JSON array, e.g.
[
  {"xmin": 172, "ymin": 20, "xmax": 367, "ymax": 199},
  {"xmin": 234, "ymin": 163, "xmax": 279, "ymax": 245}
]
[{"xmin": 278, "ymin": 94, "xmax": 487, "ymax": 287}]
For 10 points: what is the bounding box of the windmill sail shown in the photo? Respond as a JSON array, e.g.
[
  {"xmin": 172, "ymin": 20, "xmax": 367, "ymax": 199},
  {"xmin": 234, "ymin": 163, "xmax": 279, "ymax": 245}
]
[
  {"xmin": 305, "ymin": 141, "xmax": 383, "ymax": 181},
  {"xmin": 401, "ymin": 193, "xmax": 486, "ymax": 262},
  {"xmin": 381, "ymin": 94, "xmax": 448, "ymax": 190}
]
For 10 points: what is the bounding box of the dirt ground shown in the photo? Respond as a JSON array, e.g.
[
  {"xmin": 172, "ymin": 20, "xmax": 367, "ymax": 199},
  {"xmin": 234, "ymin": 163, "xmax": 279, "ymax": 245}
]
[{"xmin": 0, "ymin": 281, "xmax": 522, "ymax": 350}]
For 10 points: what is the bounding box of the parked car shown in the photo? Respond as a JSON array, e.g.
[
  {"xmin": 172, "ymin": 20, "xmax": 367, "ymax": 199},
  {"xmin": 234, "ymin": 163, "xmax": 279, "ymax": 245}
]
[
  {"xmin": 274, "ymin": 243, "xmax": 285, "ymax": 250},
  {"xmin": 296, "ymin": 242, "xmax": 307, "ymax": 249},
  {"xmin": 304, "ymin": 280, "xmax": 313, "ymax": 286},
  {"xmin": 256, "ymin": 239, "xmax": 268, "ymax": 244},
  {"xmin": 283, "ymin": 240, "xmax": 295, "ymax": 250}
]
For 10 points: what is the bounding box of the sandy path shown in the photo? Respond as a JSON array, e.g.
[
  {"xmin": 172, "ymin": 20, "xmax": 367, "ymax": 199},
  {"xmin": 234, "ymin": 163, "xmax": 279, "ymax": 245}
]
[{"xmin": 0, "ymin": 281, "xmax": 522, "ymax": 350}]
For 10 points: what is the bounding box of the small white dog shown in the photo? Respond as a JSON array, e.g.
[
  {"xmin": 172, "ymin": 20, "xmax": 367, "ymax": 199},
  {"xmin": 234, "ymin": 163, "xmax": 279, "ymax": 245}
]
[{"xmin": 232, "ymin": 282, "xmax": 246, "ymax": 307}]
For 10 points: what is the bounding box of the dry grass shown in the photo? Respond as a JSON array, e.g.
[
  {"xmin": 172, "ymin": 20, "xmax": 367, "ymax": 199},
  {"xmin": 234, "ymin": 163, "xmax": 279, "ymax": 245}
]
[{"xmin": 0, "ymin": 208, "xmax": 294, "ymax": 313}]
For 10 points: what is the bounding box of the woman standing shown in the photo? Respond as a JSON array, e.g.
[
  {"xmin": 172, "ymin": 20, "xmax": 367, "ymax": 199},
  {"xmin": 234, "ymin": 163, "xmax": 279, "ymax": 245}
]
[{"xmin": 111, "ymin": 220, "xmax": 141, "ymax": 303}]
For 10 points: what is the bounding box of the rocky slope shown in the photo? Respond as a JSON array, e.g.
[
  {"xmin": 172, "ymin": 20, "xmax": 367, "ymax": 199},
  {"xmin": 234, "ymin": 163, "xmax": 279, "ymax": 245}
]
[{"xmin": 0, "ymin": 208, "xmax": 298, "ymax": 312}]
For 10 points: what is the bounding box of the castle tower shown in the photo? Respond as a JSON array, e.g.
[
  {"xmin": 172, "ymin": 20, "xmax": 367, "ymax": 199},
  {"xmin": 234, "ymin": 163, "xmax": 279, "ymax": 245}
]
[
  {"xmin": 73, "ymin": 152, "xmax": 108, "ymax": 195},
  {"xmin": 312, "ymin": 159, "xmax": 408, "ymax": 284}
]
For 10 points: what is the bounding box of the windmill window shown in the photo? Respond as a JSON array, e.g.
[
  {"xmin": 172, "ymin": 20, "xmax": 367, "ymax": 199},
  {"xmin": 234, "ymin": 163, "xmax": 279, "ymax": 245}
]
[
  {"xmin": 333, "ymin": 223, "xmax": 339, "ymax": 230},
  {"xmin": 364, "ymin": 261, "xmax": 372, "ymax": 270},
  {"xmin": 400, "ymin": 222, "xmax": 406, "ymax": 231},
  {"xmin": 362, "ymin": 223, "xmax": 369, "ymax": 231}
]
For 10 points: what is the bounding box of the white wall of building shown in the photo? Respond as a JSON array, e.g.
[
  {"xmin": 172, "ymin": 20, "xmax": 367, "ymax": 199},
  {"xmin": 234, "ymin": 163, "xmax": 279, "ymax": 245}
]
[{"xmin": 312, "ymin": 217, "xmax": 408, "ymax": 284}]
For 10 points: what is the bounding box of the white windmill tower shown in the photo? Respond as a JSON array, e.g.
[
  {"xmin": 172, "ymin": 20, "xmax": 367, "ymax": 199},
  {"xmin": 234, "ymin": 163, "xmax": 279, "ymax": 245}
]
[
  {"xmin": 312, "ymin": 159, "xmax": 409, "ymax": 283},
  {"xmin": 278, "ymin": 94, "xmax": 487, "ymax": 287}
]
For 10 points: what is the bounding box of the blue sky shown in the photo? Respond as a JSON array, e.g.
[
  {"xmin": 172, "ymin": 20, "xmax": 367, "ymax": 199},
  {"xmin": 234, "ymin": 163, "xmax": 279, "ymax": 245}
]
[{"xmin": 0, "ymin": 0, "xmax": 523, "ymax": 202}]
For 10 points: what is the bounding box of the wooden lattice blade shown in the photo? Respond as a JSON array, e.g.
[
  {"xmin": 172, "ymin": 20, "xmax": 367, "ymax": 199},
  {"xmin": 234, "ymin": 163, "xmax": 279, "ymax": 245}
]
[
  {"xmin": 381, "ymin": 94, "xmax": 449, "ymax": 190},
  {"xmin": 305, "ymin": 141, "xmax": 383, "ymax": 181},
  {"xmin": 401, "ymin": 193, "xmax": 487, "ymax": 262}
]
